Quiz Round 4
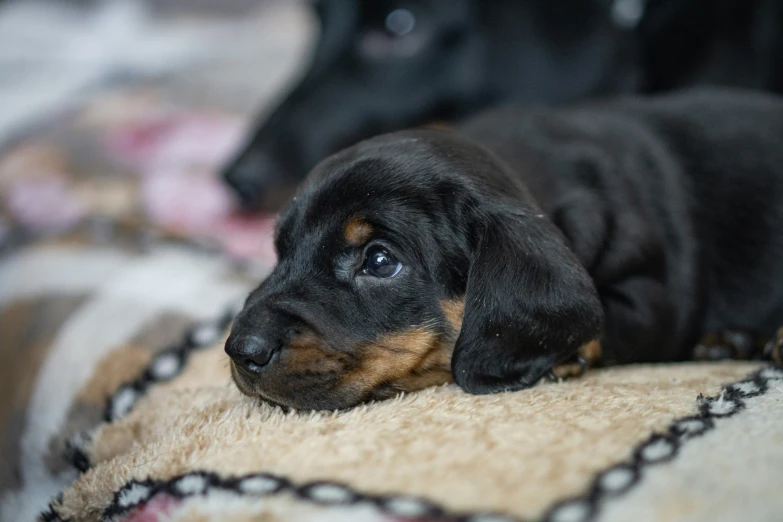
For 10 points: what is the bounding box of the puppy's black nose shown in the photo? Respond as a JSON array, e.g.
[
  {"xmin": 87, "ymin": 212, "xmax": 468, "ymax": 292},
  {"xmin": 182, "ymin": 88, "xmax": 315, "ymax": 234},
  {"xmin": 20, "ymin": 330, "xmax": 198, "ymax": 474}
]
[{"xmin": 225, "ymin": 335, "xmax": 278, "ymax": 374}]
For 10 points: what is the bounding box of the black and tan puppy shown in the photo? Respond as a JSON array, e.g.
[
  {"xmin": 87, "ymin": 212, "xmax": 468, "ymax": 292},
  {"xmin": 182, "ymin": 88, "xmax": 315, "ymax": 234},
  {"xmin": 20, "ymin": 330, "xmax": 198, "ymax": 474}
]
[{"xmin": 226, "ymin": 89, "xmax": 783, "ymax": 410}]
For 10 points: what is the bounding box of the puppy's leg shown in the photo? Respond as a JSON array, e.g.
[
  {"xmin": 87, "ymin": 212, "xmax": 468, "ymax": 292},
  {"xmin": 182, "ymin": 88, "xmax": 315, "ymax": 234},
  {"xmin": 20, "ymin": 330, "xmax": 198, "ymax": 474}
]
[
  {"xmin": 693, "ymin": 330, "xmax": 768, "ymax": 361},
  {"xmin": 548, "ymin": 340, "xmax": 602, "ymax": 381},
  {"xmin": 547, "ymin": 279, "xmax": 679, "ymax": 377},
  {"xmin": 765, "ymin": 327, "xmax": 783, "ymax": 363},
  {"xmin": 552, "ymin": 191, "xmax": 686, "ymax": 364}
]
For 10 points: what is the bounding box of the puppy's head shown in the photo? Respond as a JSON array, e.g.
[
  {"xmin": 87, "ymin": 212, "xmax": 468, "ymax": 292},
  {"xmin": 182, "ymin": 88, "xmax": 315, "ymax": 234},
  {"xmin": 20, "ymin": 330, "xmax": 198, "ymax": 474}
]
[{"xmin": 226, "ymin": 130, "xmax": 603, "ymax": 410}]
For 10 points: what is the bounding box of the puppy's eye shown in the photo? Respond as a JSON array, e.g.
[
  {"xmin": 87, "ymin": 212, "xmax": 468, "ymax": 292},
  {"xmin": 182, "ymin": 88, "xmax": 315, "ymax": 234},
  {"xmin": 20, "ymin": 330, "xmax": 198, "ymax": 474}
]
[{"xmin": 363, "ymin": 247, "xmax": 402, "ymax": 278}]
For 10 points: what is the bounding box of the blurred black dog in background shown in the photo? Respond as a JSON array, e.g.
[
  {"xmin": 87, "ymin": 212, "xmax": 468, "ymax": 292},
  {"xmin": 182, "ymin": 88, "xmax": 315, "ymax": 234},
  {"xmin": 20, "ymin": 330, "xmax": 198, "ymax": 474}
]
[{"xmin": 223, "ymin": 0, "xmax": 783, "ymax": 211}]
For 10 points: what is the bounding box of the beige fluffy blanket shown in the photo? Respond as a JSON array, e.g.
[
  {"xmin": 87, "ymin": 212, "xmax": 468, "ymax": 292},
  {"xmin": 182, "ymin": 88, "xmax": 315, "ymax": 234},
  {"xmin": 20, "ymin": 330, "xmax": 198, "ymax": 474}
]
[{"xmin": 40, "ymin": 319, "xmax": 783, "ymax": 521}]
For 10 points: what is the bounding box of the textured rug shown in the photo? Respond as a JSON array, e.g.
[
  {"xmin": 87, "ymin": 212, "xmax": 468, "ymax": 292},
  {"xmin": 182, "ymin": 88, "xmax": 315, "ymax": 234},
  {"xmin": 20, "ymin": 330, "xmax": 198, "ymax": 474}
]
[
  {"xmin": 36, "ymin": 312, "xmax": 783, "ymax": 522},
  {"xmin": 0, "ymin": 240, "xmax": 257, "ymax": 522}
]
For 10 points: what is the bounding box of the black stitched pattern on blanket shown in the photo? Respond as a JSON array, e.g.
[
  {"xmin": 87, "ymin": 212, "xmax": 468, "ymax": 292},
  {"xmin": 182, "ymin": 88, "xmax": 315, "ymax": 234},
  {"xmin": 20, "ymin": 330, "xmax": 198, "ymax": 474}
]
[{"xmin": 40, "ymin": 365, "xmax": 783, "ymax": 522}]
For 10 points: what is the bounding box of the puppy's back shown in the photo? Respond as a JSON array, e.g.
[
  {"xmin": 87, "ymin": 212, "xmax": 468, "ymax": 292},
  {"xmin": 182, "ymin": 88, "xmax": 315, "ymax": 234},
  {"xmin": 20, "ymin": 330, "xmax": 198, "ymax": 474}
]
[
  {"xmin": 460, "ymin": 88, "xmax": 783, "ymax": 336},
  {"xmin": 638, "ymin": 89, "xmax": 783, "ymax": 334}
]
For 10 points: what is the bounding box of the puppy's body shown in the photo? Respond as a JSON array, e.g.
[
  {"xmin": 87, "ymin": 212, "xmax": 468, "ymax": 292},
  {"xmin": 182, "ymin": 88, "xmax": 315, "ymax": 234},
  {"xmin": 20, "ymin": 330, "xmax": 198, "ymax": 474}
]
[
  {"xmin": 226, "ymin": 89, "xmax": 783, "ymax": 410},
  {"xmin": 460, "ymin": 89, "xmax": 783, "ymax": 363}
]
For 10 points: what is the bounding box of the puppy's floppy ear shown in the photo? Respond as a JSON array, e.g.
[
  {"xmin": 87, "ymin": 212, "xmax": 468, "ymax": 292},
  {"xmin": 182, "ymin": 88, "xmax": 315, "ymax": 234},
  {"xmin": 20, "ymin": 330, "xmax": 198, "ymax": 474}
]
[{"xmin": 452, "ymin": 207, "xmax": 603, "ymax": 394}]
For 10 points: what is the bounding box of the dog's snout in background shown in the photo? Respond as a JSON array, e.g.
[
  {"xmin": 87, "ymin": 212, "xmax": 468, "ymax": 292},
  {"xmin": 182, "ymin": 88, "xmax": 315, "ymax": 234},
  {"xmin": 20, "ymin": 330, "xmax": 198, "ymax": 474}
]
[
  {"xmin": 222, "ymin": 0, "xmax": 641, "ymax": 210},
  {"xmin": 223, "ymin": 149, "xmax": 298, "ymax": 210},
  {"xmin": 222, "ymin": 0, "xmax": 783, "ymax": 212}
]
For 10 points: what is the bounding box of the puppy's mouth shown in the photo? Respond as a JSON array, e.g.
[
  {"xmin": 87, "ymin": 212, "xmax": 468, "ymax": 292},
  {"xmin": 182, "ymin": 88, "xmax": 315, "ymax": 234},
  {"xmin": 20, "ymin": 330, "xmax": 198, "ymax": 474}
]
[
  {"xmin": 230, "ymin": 360, "xmax": 338, "ymax": 411},
  {"xmin": 230, "ymin": 358, "xmax": 379, "ymax": 411},
  {"xmin": 230, "ymin": 362, "xmax": 285, "ymax": 406}
]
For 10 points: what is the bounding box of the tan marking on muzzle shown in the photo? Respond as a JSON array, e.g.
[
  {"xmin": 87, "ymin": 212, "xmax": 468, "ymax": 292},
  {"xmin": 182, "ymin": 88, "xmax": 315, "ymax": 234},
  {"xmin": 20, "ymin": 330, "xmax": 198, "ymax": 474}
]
[
  {"xmin": 346, "ymin": 327, "xmax": 454, "ymax": 394},
  {"xmin": 344, "ymin": 217, "xmax": 373, "ymax": 247},
  {"xmin": 284, "ymin": 330, "xmax": 347, "ymax": 374}
]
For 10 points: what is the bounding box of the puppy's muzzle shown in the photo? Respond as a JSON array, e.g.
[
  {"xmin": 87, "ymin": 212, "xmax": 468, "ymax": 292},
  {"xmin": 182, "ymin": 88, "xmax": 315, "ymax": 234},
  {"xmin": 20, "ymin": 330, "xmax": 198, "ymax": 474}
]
[{"xmin": 226, "ymin": 334, "xmax": 280, "ymax": 375}]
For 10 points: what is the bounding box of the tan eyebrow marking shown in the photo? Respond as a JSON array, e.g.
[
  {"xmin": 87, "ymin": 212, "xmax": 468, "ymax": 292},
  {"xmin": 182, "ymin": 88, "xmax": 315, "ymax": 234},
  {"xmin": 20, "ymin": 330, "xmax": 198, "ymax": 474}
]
[{"xmin": 344, "ymin": 217, "xmax": 374, "ymax": 246}]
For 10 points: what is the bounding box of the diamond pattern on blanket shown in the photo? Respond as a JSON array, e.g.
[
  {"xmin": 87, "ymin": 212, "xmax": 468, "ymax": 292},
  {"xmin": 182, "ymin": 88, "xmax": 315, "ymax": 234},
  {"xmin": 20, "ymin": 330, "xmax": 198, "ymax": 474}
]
[{"xmin": 50, "ymin": 357, "xmax": 763, "ymax": 521}]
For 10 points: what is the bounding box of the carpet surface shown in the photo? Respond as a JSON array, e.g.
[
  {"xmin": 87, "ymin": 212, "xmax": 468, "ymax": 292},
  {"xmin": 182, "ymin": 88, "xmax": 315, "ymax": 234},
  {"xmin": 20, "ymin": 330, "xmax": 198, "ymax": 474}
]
[
  {"xmin": 37, "ymin": 320, "xmax": 782, "ymax": 521},
  {"xmin": 0, "ymin": 242, "xmax": 256, "ymax": 522}
]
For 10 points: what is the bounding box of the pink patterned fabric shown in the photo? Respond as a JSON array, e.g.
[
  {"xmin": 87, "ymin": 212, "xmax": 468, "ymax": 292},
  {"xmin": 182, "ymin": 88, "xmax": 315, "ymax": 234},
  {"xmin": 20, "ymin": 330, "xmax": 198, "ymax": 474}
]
[
  {"xmin": 5, "ymin": 175, "xmax": 84, "ymax": 232},
  {"xmin": 121, "ymin": 494, "xmax": 181, "ymax": 522},
  {"xmin": 139, "ymin": 167, "xmax": 235, "ymax": 234},
  {"xmin": 107, "ymin": 113, "xmax": 245, "ymax": 170},
  {"xmin": 114, "ymin": 112, "xmax": 278, "ymax": 265},
  {"xmin": 1, "ymin": 96, "xmax": 279, "ymax": 265}
]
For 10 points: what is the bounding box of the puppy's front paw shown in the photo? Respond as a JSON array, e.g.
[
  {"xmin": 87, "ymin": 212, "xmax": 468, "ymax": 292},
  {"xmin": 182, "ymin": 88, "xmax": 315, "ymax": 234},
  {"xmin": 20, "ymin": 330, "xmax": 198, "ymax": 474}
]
[
  {"xmin": 765, "ymin": 327, "xmax": 783, "ymax": 363},
  {"xmin": 548, "ymin": 340, "xmax": 601, "ymax": 381},
  {"xmin": 693, "ymin": 331, "xmax": 765, "ymax": 361}
]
